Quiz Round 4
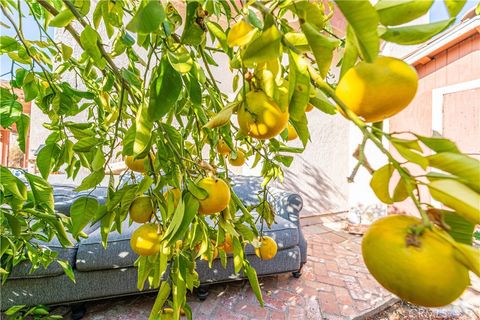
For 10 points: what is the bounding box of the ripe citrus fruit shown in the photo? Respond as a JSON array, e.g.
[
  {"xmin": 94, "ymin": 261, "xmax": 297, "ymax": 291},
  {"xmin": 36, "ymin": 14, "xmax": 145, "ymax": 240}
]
[
  {"xmin": 125, "ymin": 156, "xmax": 149, "ymax": 173},
  {"xmin": 238, "ymin": 90, "xmax": 289, "ymax": 140},
  {"xmin": 197, "ymin": 177, "xmax": 231, "ymax": 214},
  {"xmin": 216, "ymin": 139, "xmax": 231, "ymax": 156},
  {"xmin": 287, "ymin": 124, "xmax": 298, "ymax": 141},
  {"xmin": 229, "ymin": 149, "xmax": 246, "ymax": 166},
  {"xmin": 255, "ymin": 236, "xmax": 278, "ymax": 260},
  {"xmin": 129, "ymin": 195, "xmax": 154, "ymax": 223},
  {"xmin": 305, "ymin": 103, "xmax": 314, "ymax": 112},
  {"xmin": 220, "ymin": 234, "xmax": 234, "ymax": 254},
  {"xmin": 362, "ymin": 215, "xmax": 470, "ymax": 307},
  {"xmin": 336, "ymin": 56, "xmax": 418, "ymax": 123},
  {"xmin": 130, "ymin": 224, "xmax": 161, "ymax": 256},
  {"xmin": 163, "ymin": 188, "xmax": 181, "ymax": 209}
]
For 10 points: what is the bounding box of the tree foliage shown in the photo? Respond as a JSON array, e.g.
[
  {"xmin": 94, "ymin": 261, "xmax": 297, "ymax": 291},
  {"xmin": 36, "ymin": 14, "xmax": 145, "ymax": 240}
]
[{"xmin": 0, "ymin": 0, "xmax": 479, "ymax": 318}]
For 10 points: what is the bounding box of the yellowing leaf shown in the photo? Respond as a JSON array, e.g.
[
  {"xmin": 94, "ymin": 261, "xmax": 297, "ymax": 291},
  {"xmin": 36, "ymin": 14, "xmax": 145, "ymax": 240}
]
[
  {"xmin": 227, "ymin": 20, "xmax": 256, "ymax": 47},
  {"xmin": 428, "ymin": 179, "xmax": 480, "ymax": 225},
  {"xmin": 370, "ymin": 164, "xmax": 394, "ymax": 204},
  {"xmin": 453, "ymin": 243, "xmax": 480, "ymax": 277}
]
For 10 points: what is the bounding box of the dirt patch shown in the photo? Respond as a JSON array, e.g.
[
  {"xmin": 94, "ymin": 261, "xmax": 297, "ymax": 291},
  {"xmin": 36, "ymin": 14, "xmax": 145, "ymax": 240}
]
[{"xmin": 367, "ymin": 301, "xmax": 477, "ymax": 320}]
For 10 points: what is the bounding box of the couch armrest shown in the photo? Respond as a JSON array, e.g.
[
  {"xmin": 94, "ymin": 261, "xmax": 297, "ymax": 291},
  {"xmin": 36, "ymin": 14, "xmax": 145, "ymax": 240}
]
[{"xmin": 267, "ymin": 187, "xmax": 303, "ymax": 226}]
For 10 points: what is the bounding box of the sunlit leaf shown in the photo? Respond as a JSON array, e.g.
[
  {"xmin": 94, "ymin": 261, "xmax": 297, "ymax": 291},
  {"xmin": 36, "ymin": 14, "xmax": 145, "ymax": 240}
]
[
  {"xmin": 126, "ymin": 0, "xmax": 165, "ymax": 34},
  {"xmin": 380, "ymin": 18, "xmax": 455, "ymax": 45},
  {"xmin": 242, "ymin": 26, "xmax": 282, "ymax": 66},
  {"xmin": 335, "ymin": 0, "xmax": 379, "ymax": 62},
  {"xmin": 70, "ymin": 197, "xmax": 99, "ymax": 238},
  {"xmin": 375, "ymin": 0, "xmax": 434, "ymax": 26},
  {"xmin": 428, "ymin": 179, "xmax": 480, "ymax": 225},
  {"xmin": 227, "ymin": 20, "xmax": 256, "ymax": 47},
  {"xmin": 444, "ymin": 0, "xmax": 467, "ymax": 17}
]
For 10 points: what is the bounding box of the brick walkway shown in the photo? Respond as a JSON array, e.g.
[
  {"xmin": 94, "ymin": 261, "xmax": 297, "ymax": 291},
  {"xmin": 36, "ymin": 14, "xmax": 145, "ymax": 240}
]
[{"xmin": 82, "ymin": 222, "xmax": 396, "ymax": 320}]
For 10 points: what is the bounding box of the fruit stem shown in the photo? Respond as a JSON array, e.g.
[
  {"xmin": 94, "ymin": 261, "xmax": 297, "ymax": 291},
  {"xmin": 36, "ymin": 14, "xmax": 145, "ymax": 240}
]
[{"xmin": 308, "ymin": 66, "xmax": 432, "ymax": 227}]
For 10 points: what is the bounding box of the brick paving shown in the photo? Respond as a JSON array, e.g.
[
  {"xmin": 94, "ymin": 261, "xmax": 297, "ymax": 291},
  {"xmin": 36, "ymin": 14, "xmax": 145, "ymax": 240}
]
[{"xmin": 81, "ymin": 221, "xmax": 398, "ymax": 320}]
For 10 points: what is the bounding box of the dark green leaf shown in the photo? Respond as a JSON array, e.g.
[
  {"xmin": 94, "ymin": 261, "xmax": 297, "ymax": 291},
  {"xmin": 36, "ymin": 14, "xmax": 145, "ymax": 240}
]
[
  {"xmin": 24, "ymin": 172, "xmax": 54, "ymax": 212},
  {"xmin": 70, "ymin": 197, "xmax": 99, "ymax": 237},
  {"xmin": 148, "ymin": 58, "xmax": 182, "ymax": 120},
  {"xmin": 80, "ymin": 26, "xmax": 105, "ymax": 68},
  {"xmin": 36, "ymin": 143, "xmax": 61, "ymax": 179},
  {"xmin": 181, "ymin": 2, "xmax": 206, "ymax": 46},
  {"xmin": 442, "ymin": 210, "xmax": 474, "ymax": 245},
  {"xmin": 16, "ymin": 114, "xmax": 29, "ymax": 153},
  {"xmin": 73, "ymin": 137, "xmax": 99, "ymax": 152}
]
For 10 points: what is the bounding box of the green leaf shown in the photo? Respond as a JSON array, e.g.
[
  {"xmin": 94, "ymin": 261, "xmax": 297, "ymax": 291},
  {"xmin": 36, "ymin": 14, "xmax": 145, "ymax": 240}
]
[
  {"xmin": 288, "ymin": 0, "xmax": 326, "ymax": 29},
  {"xmin": 203, "ymin": 103, "xmax": 235, "ymax": 129},
  {"xmin": 57, "ymin": 260, "xmax": 75, "ymax": 282},
  {"xmin": 70, "ymin": 197, "xmax": 99, "ymax": 238},
  {"xmin": 335, "ymin": 0, "xmax": 379, "ymax": 62},
  {"xmin": 375, "ymin": 0, "xmax": 434, "ymax": 26},
  {"xmin": 340, "ymin": 26, "xmax": 359, "ymax": 79},
  {"xmin": 167, "ymin": 46, "xmax": 193, "ymax": 74},
  {"xmin": 370, "ymin": 164, "xmax": 394, "ymax": 204},
  {"xmin": 380, "ymin": 18, "xmax": 455, "ymax": 45},
  {"xmin": 390, "ymin": 137, "xmax": 423, "ymax": 152},
  {"xmin": 392, "ymin": 143, "xmax": 428, "ymax": 169},
  {"xmin": 427, "ymin": 152, "xmax": 480, "ymax": 189},
  {"xmin": 181, "ymin": 2, "xmax": 206, "ymax": 46},
  {"xmin": 428, "ymin": 179, "xmax": 480, "ymax": 225},
  {"xmin": 148, "ymin": 58, "xmax": 182, "ymax": 120},
  {"xmin": 73, "ymin": 137, "xmax": 99, "ymax": 152},
  {"xmin": 301, "ymin": 22, "xmax": 340, "ymax": 78},
  {"xmin": 148, "ymin": 282, "xmax": 171, "ymax": 320},
  {"xmin": 5, "ymin": 305, "xmax": 26, "ymax": 316},
  {"xmin": 309, "ymin": 91, "xmax": 336, "ymax": 115},
  {"xmin": 444, "ymin": 0, "xmax": 467, "ymax": 17},
  {"xmin": 134, "ymin": 104, "xmax": 153, "ymax": 157},
  {"xmin": 241, "ymin": 26, "xmax": 282, "ymax": 67},
  {"xmin": 233, "ymin": 237, "xmax": 244, "ymax": 274},
  {"xmin": 49, "ymin": 218, "xmax": 73, "ymax": 247},
  {"xmin": 206, "ymin": 21, "xmax": 228, "ymax": 51},
  {"xmin": 0, "ymin": 167, "xmax": 27, "ymax": 202},
  {"xmin": 126, "ymin": 0, "xmax": 165, "ymax": 34},
  {"xmin": 76, "ymin": 170, "xmax": 105, "ymax": 192},
  {"xmin": 16, "ymin": 114, "xmax": 29, "ymax": 153},
  {"xmin": 24, "ymin": 172, "xmax": 54, "ymax": 212},
  {"xmin": 426, "ymin": 171, "xmax": 480, "ymax": 194},
  {"xmin": 187, "ymin": 180, "xmax": 208, "ymax": 200},
  {"xmin": 49, "ymin": 9, "xmax": 75, "ymax": 27},
  {"xmin": 161, "ymin": 197, "xmax": 185, "ymax": 242},
  {"xmin": 166, "ymin": 194, "xmax": 199, "ymax": 245},
  {"xmin": 244, "ymin": 263, "xmax": 264, "ymax": 307},
  {"xmin": 288, "ymin": 51, "xmax": 311, "ymax": 146},
  {"xmin": 0, "ymin": 36, "xmax": 19, "ymax": 53},
  {"xmin": 5, "ymin": 213, "xmax": 22, "ymax": 236},
  {"xmin": 36, "ymin": 143, "xmax": 61, "ymax": 179},
  {"xmin": 80, "ymin": 26, "xmax": 104, "ymax": 68},
  {"xmin": 415, "ymin": 134, "xmax": 460, "ymax": 153},
  {"xmin": 443, "ymin": 211, "xmax": 474, "ymax": 245}
]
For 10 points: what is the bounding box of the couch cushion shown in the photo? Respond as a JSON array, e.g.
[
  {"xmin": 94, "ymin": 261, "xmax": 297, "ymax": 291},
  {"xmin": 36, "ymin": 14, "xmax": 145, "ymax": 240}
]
[
  {"xmin": 244, "ymin": 215, "xmax": 299, "ymax": 254},
  {"xmin": 76, "ymin": 214, "xmax": 298, "ymax": 272},
  {"xmin": 76, "ymin": 219, "xmax": 140, "ymax": 271}
]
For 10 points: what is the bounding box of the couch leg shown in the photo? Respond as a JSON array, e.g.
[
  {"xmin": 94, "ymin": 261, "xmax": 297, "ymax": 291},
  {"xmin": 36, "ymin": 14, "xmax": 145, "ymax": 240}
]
[
  {"xmin": 292, "ymin": 266, "xmax": 303, "ymax": 278},
  {"xmin": 71, "ymin": 302, "xmax": 86, "ymax": 320},
  {"xmin": 197, "ymin": 284, "xmax": 209, "ymax": 301}
]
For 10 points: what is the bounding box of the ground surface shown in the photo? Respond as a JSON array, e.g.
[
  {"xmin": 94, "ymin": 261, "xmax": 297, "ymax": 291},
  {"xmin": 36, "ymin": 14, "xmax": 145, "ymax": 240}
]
[{"xmin": 69, "ymin": 218, "xmax": 479, "ymax": 319}]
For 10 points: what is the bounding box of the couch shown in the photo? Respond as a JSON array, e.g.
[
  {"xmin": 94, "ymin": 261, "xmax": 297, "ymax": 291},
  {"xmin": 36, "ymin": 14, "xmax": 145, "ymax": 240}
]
[{"xmin": 1, "ymin": 175, "xmax": 307, "ymax": 315}]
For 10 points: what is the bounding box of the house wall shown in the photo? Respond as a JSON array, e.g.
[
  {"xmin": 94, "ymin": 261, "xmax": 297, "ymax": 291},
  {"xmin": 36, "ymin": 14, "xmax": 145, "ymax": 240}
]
[{"xmin": 388, "ymin": 32, "xmax": 480, "ymax": 214}]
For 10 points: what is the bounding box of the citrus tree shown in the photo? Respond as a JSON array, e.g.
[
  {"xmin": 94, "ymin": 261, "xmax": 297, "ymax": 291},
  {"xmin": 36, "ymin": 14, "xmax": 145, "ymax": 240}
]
[{"xmin": 1, "ymin": 0, "xmax": 479, "ymax": 318}]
